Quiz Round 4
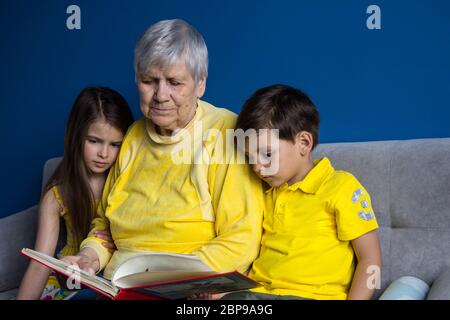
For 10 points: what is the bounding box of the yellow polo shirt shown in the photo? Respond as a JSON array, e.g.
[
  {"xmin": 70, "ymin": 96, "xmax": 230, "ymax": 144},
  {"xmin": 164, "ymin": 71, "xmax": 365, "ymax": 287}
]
[{"xmin": 249, "ymin": 157, "xmax": 378, "ymax": 300}]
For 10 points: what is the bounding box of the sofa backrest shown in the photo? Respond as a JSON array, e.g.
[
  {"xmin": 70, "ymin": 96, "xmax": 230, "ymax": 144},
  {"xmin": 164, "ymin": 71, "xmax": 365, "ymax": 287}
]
[
  {"xmin": 313, "ymin": 138, "xmax": 450, "ymax": 295},
  {"xmin": 42, "ymin": 157, "xmax": 63, "ymax": 192}
]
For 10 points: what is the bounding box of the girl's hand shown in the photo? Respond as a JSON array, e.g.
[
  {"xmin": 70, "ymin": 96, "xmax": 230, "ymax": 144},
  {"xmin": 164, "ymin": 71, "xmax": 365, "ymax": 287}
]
[{"xmin": 94, "ymin": 229, "xmax": 117, "ymax": 254}]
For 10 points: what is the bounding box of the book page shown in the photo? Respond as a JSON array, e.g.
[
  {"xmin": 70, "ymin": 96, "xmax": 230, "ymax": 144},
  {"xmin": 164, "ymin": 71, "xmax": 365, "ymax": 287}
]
[
  {"xmin": 114, "ymin": 271, "xmax": 216, "ymax": 288},
  {"xmin": 111, "ymin": 252, "xmax": 214, "ymax": 288},
  {"xmin": 21, "ymin": 248, "xmax": 117, "ymax": 297}
]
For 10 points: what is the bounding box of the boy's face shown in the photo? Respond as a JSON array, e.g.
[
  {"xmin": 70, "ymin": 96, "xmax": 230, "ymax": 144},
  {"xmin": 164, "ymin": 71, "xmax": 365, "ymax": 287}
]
[{"xmin": 245, "ymin": 129, "xmax": 309, "ymax": 187}]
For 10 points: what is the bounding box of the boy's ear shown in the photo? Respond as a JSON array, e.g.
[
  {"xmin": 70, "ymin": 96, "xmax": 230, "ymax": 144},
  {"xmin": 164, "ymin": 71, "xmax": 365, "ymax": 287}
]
[{"xmin": 295, "ymin": 131, "xmax": 313, "ymax": 156}]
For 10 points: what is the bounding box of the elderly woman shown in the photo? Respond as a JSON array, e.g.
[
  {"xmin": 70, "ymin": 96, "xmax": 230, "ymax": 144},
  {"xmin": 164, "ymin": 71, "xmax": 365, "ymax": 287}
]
[{"xmin": 62, "ymin": 19, "xmax": 264, "ymax": 280}]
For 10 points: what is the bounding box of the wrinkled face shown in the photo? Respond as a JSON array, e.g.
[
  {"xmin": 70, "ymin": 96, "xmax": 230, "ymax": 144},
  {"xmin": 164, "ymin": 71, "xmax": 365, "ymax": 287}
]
[
  {"xmin": 83, "ymin": 119, "xmax": 124, "ymax": 175},
  {"xmin": 137, "ymin": 60, "xmax": 206, "ymax": 136},
  {"xmin": 245, "ymin": 130, "xmax": 303, "ymax": 187}
]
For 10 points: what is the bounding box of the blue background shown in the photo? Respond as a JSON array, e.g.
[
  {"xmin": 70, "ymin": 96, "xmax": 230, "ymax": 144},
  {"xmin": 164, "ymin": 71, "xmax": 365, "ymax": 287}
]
[{"xmin": 1, "ymin": 0, "xmax": 450, "ymax": 218}]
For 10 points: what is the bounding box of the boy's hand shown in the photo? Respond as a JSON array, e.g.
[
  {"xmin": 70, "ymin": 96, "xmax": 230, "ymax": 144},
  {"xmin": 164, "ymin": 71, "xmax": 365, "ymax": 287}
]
[
  {"xmin": 188, "ymin": 293, "xmax": 225, "ymax": 300},
  {"xmin": 94, "ymin": 229, "xmax": 117, "ymax": 254}
]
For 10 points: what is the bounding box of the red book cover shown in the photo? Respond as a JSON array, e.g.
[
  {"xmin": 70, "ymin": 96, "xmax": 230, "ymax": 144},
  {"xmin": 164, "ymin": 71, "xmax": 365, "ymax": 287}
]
[{"xmin": 21, "ymin": 248, "xmax": 260, "ymax": 300}]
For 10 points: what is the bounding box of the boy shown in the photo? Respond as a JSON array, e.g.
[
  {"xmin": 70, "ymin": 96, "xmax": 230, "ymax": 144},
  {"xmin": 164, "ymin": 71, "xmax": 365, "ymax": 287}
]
[{"xmin": 226, "ymin": 84, "xmax": 381, "ymax": 300}]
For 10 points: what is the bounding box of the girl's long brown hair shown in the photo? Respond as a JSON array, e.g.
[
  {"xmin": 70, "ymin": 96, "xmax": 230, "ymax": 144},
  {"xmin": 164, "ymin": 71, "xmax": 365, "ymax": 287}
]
[{"xmin": 44, "ymin": 87, "xmax": 134, "ymax": 249}]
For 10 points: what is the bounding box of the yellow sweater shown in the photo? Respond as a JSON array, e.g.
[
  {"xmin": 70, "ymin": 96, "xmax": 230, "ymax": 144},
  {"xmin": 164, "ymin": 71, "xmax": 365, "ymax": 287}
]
[{"xmin": 81, "ymin": 100, "xmax": 264, "ymax": 279}]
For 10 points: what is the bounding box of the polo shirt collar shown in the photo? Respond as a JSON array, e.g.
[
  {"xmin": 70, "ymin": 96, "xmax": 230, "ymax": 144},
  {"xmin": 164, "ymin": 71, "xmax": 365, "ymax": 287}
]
[
  {"xmin": 290, "ymin": 157, "xmax": 334, "ymax": 193},
  {"xmin": 266, "ymin": 157, "xmax": 334, "ymax": 194}
]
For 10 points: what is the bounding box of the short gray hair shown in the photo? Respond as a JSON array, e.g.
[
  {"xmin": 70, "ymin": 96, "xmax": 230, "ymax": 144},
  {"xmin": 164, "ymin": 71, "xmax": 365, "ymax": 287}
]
[{"xmin": 134, "ymin": 19, "xmax": 208, "ymax": 84}]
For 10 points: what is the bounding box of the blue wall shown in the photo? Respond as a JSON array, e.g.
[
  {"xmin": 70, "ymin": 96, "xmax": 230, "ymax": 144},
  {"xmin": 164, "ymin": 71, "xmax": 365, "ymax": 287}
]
[{"xmin": 1, "ymin": 0, "xmax": 450, "ymax": 218}]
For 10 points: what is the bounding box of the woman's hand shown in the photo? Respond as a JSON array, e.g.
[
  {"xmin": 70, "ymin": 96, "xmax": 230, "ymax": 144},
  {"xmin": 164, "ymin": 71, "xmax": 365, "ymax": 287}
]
[
  {"xmin": 60, "ymin": 248, "xmax": 100, "ymax": 275},
  {"xmin": 94, "ymin": 229, "xmax": 117, "ymax": 254}
]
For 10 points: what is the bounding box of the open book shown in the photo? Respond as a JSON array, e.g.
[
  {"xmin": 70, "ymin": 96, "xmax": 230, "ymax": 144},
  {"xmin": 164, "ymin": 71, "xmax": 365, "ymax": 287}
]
[{"xmin": 21, "ymin": 248, "xmax": 260, "ymax": 300}]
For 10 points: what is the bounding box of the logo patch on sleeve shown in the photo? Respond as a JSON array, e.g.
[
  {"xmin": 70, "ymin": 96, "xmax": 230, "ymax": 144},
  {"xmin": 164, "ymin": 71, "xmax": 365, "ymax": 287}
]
[
  {"xmin": 358, "ymin": 211, "xmax": 375, "ymax": 221},
  {"xmin": 352, "ymin": 189, "xmax": 363, "ymax": 203}
]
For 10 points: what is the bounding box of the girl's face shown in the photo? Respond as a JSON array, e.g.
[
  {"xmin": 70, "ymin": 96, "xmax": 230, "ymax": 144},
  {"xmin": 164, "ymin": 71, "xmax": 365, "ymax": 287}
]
[{"xmin": 83, "ymin": 119, "xmax": 124, "ymax": 175}]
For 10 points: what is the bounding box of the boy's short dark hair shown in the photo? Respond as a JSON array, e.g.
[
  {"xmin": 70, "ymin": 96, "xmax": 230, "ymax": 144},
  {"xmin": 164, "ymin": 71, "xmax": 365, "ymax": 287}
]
[{"xmin": 236, "ymin": 84, "xmax": 320, "ymax": 149}]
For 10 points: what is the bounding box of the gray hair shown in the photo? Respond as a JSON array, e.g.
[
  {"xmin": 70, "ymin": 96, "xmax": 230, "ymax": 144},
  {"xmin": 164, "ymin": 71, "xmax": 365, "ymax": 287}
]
[{"xmin": 134, "ymin": 19, "xmax": 208, "ymax": 84}]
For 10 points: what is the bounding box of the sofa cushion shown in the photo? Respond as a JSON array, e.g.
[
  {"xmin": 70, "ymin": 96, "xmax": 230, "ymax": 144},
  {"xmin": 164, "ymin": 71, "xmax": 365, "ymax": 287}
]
[
  {"xmin": 427, "ymin": 266, "xmax": 450, "ymax": 300},
  {"xmin": 0, "ymin": 206, "xmax": 38, "ymax": 292},
  {"xmin": 0, "ymin": 288, "xmax": 18, "ymax": 300},
  {"xmin": 390, "ymin": 139, "xmax": 450, "ymax": 229},
  {"xmin": 389, "ymin": 228, "xmax": 450, "ymax": 285}
]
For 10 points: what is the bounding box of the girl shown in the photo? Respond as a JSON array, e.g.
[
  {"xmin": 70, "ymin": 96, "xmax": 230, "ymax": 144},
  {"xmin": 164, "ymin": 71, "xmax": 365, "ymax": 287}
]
[{"xmin": 16, "ymin": 87, "xmax": 134, "ymax": 300}]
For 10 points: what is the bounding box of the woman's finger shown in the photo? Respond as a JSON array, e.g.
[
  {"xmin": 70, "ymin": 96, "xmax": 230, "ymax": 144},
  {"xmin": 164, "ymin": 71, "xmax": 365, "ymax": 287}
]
[
  {"xmin": 95, "ymin": 231, "xmax": 113, "ymax": 241},
  {"xmin": 102, "ymin": 242, "xmax": 116, "ymax": 249}
]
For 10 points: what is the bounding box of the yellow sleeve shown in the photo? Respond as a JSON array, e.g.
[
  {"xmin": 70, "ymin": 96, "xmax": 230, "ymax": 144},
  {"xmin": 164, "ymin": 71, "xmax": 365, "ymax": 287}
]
[
  {"xmin": 193, "ymin": 137, "xmax": 264, "ymax": 273},
  {"xmin": 79, "ymin": 154, "xmax": 120, "ymax": 270},
  {"xmin": 334, "ymin": 174, "xmax": 379, "ymax": 241}
]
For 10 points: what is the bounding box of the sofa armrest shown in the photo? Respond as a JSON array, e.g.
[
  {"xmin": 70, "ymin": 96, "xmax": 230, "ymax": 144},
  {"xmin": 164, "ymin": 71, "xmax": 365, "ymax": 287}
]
[
  {"xmin": 0, "ymin": 205, "xmax": 38, "ymax": 292},
  {"xmin": 427, "ymin": 267, "xmax": 450, "ymax": 300}
]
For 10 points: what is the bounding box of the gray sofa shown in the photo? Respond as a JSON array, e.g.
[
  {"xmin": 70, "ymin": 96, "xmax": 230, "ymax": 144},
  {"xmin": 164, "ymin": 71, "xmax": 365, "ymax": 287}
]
[{"xmin": 1, "ymin": 138, "xmax": 450, "ymax": 299}]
